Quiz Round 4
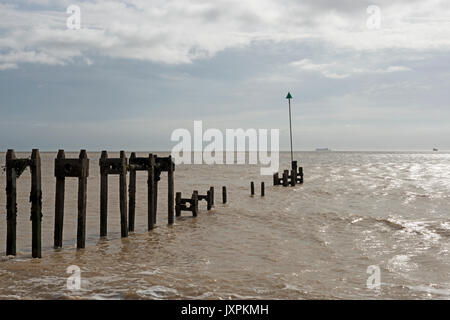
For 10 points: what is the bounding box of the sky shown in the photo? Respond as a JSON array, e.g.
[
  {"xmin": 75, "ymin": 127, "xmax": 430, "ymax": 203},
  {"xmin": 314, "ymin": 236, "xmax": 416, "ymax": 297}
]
[{"xmin": 0, "ymin": 0, "xmax": 449, "ymax": 151}]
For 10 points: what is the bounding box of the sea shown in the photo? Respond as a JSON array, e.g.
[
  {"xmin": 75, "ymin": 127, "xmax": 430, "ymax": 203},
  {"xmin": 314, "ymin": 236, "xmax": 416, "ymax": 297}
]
[{"xmin": 0, "ymin": 151, "xmax": 449, "ymax": 300}]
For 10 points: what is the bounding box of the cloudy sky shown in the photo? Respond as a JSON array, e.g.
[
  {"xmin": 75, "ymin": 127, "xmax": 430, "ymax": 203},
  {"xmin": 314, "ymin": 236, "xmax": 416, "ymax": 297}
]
[{"xmin": 0, "ymin": 0, "xmax": 449, "ymax": 151}]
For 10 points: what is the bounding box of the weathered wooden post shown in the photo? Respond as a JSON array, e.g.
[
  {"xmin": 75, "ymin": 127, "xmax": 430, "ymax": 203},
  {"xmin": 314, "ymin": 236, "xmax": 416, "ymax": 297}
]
[
  {"xmin": 129, "ymin": 153, "xmax": 157, "ymax": 231},
  {"xmin": 209, "ymin": 186, "xmax": 214, "ymax": 207},
  {"xmin": 175, "ymin": 191, "xmax": 199, "ymax": 217},
  {"xmin": 222, "ymin": 186, "xmax": 227, "ymax": 204},
  {"xmin": 54, "ymin": 150, "xmax": 89, "ymax": 249},
  {"xmin": 291, "ymin": 160, "xmax": 297, "ymax": 186},
  {"xmin": 99, "ymin": 151, "xmax": 128, "ymax": 238},
  {"xmin": 291, "ymin": 161, "xmax": 297, "ymax": 171},
  {"xmin": 6, "ymin": 149, "xmax": 17, "ymax": 256},
  {"xmin": 168, "ymin": 155, "xmax": 175, "ymax": 225},
  {"xmin": 54, "ymin": 150, "xmax": 65, "ymax": 248},
  {"xmin": 251, "ymin": 181, "xmax": 255, "ymax": 196},
  {"xmin": 299, "ymin": 167, "xmax": 304, "ymax": 184},
  {"xmin": 261, "ymin": 182, "xmax": 265, "ymax": 197},
  {"xmin": 283, "ymin": 170, "xmax": 289, "ymax": 187},
  {"xmin": 206, "ymin": 190, "xmax": 212, "ymax": 210},
  {"xmin": 290, "ymin": 169, "xmax": 296, "ymax": 186},
  {"xmin": 128, "ymin": 152, "xmax": 136, "ymax": 232},
  {"xmin": 6, "ymin": 149, "xmax": 42, "ymax": 258},
  {"xmin": 175, "ymin": 192, "xmax": 182, "ymax": 217},
  {"xmin": 148, "ymin": 154, "xmax": 156, "ymax": 229},
  {"xmin": 119, "ymin": 151, "xmax": 128, "ymax": 237},
  {"xmin": 100, "ymin": 151, "xmax": 108, "ymax": 236},
  {"xmin": 77, "ymin": 150, "xmax": 89, "ymax": 249},
  {"xmin": 30, "ymin": 149, "xmax": 42, "ymax": 258},
  {"xmin": 192, "ymin": 191, "xmax": 199, "ymax": 217},
  {"xmin": 273, "ymin": 173, "xmax": 280, "ymax": 186}
]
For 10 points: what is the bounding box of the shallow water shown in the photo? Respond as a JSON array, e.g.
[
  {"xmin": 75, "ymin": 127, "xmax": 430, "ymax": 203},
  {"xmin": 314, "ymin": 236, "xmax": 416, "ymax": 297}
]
[{"xmin": 0, "ymin": 151, "xmax": 449, "ymax": 299}]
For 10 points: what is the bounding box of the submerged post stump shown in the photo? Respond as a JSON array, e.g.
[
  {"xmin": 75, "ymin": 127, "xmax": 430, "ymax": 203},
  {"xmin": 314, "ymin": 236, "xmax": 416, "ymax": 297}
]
[
  {"xmin": 197, "ymin": 189, "xmax": 213, "ymax": 210},
  {"xmin": 206, "ymin": 190, "xmax": 212, "ymax": 210},
  {"xmin": 192, "ymin": 191, "xmax": 199, "ymax": 217},
  {"xmin": 298, "ymin": 167, "xmax": 304, "ymax": 184},
  {"xmin": 290, "ymin": 169, "xmax": 296, "ymax": 186},
  {"xmin": 175, "ymin": 192, "xmax": 182, "ymax": 217},
  {"xmin": 273, "ymin": 173, "xmax": 280, "ymax": 186},
  {"xmin": 222, "ymin": 186, "xmax": 227, "ymax": 204},
  {"xmin": 175, "ymin": 191, "xmax": 198, "ymax": 217},
  {"xmin": 282, "ymin": 170, "xmax": 289, "ymax": 187},
  {"xmin": 54, "ymin": 150, "xmax": 89, "ymax": 249},
  {"xmin": 209, "ymin": 186, "xmax": 214, "ymax": 207},
  {"xmin": 99, "ymin": 151, "xmax": 128, "ymax": 238}
]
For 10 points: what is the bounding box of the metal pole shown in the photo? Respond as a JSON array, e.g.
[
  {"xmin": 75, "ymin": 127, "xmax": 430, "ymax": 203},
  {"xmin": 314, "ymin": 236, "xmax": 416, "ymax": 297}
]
[{"xmin": 288, "ymin": 95, "xmax": 294, "ymax": 163}]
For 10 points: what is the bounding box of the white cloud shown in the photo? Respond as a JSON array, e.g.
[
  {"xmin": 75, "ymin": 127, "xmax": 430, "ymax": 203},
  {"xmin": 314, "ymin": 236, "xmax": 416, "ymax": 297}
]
[
  {"xmin": 291, "ymin": 59, "xmax": 411, "ymax": 79},
  {"xmin": 0, "ymin": 0, "xmax": 450, "ymax": 69},
  {"xmin": 0, "ymin": 63, "xmax": 17, "ymax": 70}
]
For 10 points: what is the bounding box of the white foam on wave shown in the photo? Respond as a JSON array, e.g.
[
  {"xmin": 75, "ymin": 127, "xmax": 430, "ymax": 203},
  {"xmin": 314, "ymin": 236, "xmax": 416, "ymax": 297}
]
[
  {"xmin": 136, "ymin": 285, "xmax": 178, "ymax": 299},
  {"xmin": 387, "ymin": 254, "xmax": 418, "ymax": 273},
  {"xmin": 408, "ymin": 285, "xmax": 450, "ymax": 298},
  {"xmin": 387, "ymin": 218, "xmax": 441, "ymax": 243}
]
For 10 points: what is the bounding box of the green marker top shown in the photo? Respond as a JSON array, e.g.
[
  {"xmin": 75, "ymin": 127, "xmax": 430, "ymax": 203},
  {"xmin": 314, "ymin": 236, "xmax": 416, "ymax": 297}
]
[{"xmin": 286, "ymin": 92, "xmax": 292, "ymax": 99}]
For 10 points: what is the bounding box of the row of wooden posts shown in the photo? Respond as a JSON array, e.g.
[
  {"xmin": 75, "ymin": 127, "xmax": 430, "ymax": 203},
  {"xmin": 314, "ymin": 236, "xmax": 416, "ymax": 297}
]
[
  {"xmin": 250, "ymin": 181, "xmax": 265, "ymax": 197},
  {"xmin": 273, "ymin": 160, "xmax": 304, "ymax": 187},
  {"xmin": 4, "ymin": 149, "xmax": 302, "ymax": 259},
  {"xmin": 175, "ymin": 186, "xmax": 227, "ymax": 217},
  {"xmin": 4, "ymin": 149, "xmax": 222, "ymax": 259},
  {"xmin": 249, "ymin": 161, "xmax": 304, "ymax": 196}
]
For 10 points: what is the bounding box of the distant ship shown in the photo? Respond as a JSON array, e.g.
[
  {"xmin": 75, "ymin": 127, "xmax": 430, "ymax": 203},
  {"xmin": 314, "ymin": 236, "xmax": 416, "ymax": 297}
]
[
  {"xmin": 316, "ymin": 148, "xmax": 331, "ymax": 152},
  {"xmin": 433, "ymin": 148, "xmax": 439, "ymax": 152}
]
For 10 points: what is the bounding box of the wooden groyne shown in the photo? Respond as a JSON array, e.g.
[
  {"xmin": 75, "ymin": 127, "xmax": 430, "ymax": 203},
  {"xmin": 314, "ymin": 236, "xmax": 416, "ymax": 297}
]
[
  {"xmin": 2, "ymin": 149, "xmax": 305, "ymax": 259},
  {"xmin": 273, "ymin": 160, "xmax": 303, "ymax": 187}
]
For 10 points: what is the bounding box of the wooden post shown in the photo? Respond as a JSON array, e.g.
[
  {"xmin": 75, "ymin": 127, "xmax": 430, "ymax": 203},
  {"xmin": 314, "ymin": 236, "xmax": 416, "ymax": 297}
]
[
  {"xmin": 168, "ymin": 155, "xmax": 174, "ymax": 225},
  {"xmin": 54, "ymin": 150, "xmax": 65, "ymax": 248},
  {"xmin": 119, "ymin": 151, "xmax": 128, "ymax": 238},
  {"xmin": 207, "ymin": 190, "xmax": 212, "ymax": 210},
  {"xmin": 175, "ymin": 192, "xmax": 182, "ymax": 217},
  {"xmin": 209, "ymin": 186, "xmax": 214, "ymax": 206},
  {"xmin": 291, "ymin": 160, "xmax": 297, "ymax": 186},
  {"xmin": 283, "ymin": 170, "xmax": 289, "ymax": 187},
  {"xmin": 261, "ymin": 182, "xmax": 265, "ymax": 197},
  {"xmin": 273, "ymin": 173, "xmax": 279, "ymax": 186},
  {"xmin": 291, "ymin": 160, "xmax": 298, "ymax": 172},
  {"xmin": 128, "ymin": 153, "xmax": 136, "ymax": 232},
  {"xmin": 148, "ymin": 154, "xmax": 156, "ymax": 230},
  {"xmin": 222, "ymin": 186, "xmax": 227, "ymax": 204},
  {"xmin": 6, "ymin": 149, "xmax": 17, "ymax": 256},
  {"xmin": 299, "ymin": 167, "xmax": 304, "ymax": 184},
  {"xmin": 192, "ymin": 191, "xmax": 199, "ymax": 217},
  {"xmin": 77, "ymin": 150, "xmax": 88, "ymax": 249},
  {"xmin": 251, "ymin": 181, "xmax": 255, "ymax": 196},
  {"xmin": 100, "ymin": 151, "xmax": 108, "ymax": 237},
  {"xmin": 30, "ymin": 149, "xmax": 42, "ymax": 258}
]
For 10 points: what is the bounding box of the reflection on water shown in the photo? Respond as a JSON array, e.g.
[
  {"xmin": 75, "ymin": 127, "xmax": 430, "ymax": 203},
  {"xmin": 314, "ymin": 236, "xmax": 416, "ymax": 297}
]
[{"xmin": 0, "ymin": 151, "xmax": 450, "ymax": 299}]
